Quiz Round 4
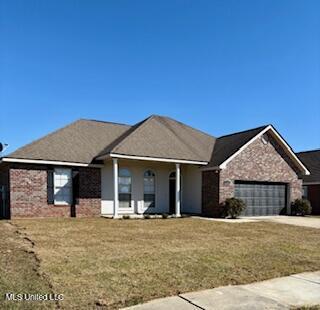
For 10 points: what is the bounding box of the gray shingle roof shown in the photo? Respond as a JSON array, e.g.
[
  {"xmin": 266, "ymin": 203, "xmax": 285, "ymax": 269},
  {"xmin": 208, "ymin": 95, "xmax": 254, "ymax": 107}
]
[
  {"xmin": 99, "ymin": 115, "xmax": 216, "ymax": 162},
  {"xmin": 297, "ymin": 150, "xmax": 320, "ymax": 183},
  {"xmin": 5, "ymin": 116, "xmax": 217, "ymax": 164},
  {"xmin": 207, "ymin": 125, "xmax": 269, "ymax": 167},
  {"xmin": 3, "ymin": 116, "xmax": 301, "ymax": 172},
  {"xmin": 6, "ymin": 119, "xmax": 131, "ymax": 164}
]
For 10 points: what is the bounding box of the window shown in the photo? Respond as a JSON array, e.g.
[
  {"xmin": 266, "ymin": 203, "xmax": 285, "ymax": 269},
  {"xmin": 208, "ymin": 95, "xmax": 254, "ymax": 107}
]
[
  {"xmin": 144, "ymin": 170, "xmax": 155, "ymax": 208},
  {"xmin": 119, "ymin": 168, "xmax": 132, "ymax": 208},
  {"xmin": 302, "ymin": 186, "xmax": 308, "ymax": 199},
  {"xmin": 54, "ymin": 168, "xmax": 72, "ymax": 205}
]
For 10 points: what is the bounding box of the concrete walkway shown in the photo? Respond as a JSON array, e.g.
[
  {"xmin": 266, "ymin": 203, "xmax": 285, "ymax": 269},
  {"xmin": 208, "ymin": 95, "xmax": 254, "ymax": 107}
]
[
  {"xmin": 193, "ymin": 216, "xmax": 320, "ymax": 229},
  {"xmin": 123, "ymin": 271, "xmax": 320, "ymax": 310},
  {"xmin": 263, "ymin": 216, "xmax": 320, "ymax": 229}
]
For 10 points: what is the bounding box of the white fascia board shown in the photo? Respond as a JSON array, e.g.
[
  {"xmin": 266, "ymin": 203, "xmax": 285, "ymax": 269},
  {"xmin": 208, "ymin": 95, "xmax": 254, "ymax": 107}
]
[
  {"xmin": 219, "ymin": 125, "xmax": 310, "ymax": 175},
  {"xmin": 109, "ymin": 153, "xmax": 208, "ymax": 165},
  {"xmin": 1, "ymin": 157, "xmax": 104, "ymax": 168},
  {"xmin": 265, "ymin": 127, "xmax": 310, "ymax": 175}
]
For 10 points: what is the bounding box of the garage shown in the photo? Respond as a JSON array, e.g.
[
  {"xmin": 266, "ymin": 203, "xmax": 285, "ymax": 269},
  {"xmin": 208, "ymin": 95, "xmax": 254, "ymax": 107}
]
[{"xmin": 234, "ymin": 181, "xmax": 287, "ymax": 216}]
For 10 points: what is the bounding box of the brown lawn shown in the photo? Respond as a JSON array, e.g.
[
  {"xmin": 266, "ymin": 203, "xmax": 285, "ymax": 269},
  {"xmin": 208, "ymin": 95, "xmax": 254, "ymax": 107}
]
[
  {"xmin": 0, "ymin": 222, "xmax": 55, "ymax": 309},
  {"xmin": 1, "ymin": 218, "xmax": 320, "ymax": 309}
]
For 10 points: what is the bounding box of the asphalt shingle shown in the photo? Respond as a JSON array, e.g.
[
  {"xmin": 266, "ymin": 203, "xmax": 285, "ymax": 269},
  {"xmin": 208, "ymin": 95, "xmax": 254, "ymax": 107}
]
[
  {"xmin": 297, "ymin": 150, "xmax": 320, "ymax": 183},
  {"xmin": 4, "ymin": 116, "xmax": 303, "ymax": 173}
]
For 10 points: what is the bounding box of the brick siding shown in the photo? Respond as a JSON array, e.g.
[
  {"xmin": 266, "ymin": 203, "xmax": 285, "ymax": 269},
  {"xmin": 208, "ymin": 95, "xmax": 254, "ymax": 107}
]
[
  {"xmin": 77, "ymin": 167, "xmax": 101, "ymax": 217},
  {"xmin": 202, "ymin": 131, "xmax": 303, "ymax": 217},
  {"xmin": 9, "ymin": 164, "xmax": 101, "ymax": 218}
]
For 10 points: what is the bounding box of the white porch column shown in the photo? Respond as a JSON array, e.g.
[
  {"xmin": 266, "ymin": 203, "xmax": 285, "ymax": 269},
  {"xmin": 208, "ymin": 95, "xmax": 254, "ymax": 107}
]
[
  {"xmin": 175, "ymin": 163, "xmax": 181, "ymax": 217},
  {"xmin": 113, "ymin": 158, "xmax": 119, "ymax": 218}
]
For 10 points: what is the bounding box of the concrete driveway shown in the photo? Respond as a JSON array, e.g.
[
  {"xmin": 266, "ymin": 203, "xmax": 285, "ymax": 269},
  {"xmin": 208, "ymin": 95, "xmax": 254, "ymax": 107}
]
[
  {"xmin": 194, "ymin": 216, "xmax": 320, "ymax": 229},
  {"xmin": 124, "ymin": 271, "xmax": 320, "ymax": 309},
  {"xmin": 261, "ymin": 216, "xmax": 320, "ymax": 229}
]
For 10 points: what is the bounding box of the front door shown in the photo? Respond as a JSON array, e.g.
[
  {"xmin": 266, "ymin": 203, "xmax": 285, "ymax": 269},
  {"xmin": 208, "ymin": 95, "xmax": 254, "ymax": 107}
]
[{"xmin": 169, "ymin": 177, "xmax": 176, "ymax": 214}]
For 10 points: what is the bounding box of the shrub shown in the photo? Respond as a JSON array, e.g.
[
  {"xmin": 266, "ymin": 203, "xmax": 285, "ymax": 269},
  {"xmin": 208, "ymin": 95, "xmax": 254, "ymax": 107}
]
[
  {"xmin": 122, "ymin": 215, "xmax": 130, "ymax": 220},
  {"xmin": 162, "ymin": 213, "xmax": 169, "ymax": 219},
  {"xmin": 222, "ymin": 197, "xmax": 246, "ymax": 219},
  {"xmin": 291, "ymin": 198, "xmax": 312, "ymax": 216}
]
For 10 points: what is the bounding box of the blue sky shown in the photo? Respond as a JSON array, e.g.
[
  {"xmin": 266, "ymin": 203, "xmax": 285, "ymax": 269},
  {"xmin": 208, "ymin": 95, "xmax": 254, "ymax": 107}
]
[{"xmin": 1, "ymin": 0, "xmax": 319, "ymax": 154}]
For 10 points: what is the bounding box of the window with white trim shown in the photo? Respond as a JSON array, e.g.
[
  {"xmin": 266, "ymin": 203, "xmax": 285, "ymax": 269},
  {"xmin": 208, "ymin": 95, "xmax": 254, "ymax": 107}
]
[
  {"xmin": 144, "ymin": 170, "xmax": 155, "ymax": 208},
  {"xmin": 119, "ymin": 168, "xmax": 132, "ymax": 208},
  {"xmin": 54, "ymin": 168, "xmax": 72, "ymax": 205}
]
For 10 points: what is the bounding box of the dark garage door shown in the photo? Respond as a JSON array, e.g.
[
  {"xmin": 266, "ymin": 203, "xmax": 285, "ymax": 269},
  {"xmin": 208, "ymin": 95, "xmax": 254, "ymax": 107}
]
[{"xmin": 234, "ymin": 181, "xmax": 287, "ymax": 216}]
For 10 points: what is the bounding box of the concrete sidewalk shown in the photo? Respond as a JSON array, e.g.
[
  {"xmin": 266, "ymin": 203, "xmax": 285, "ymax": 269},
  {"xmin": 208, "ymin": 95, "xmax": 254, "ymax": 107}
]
[
  {"xmin": 123, "ymin": 271, "xmax": 320, "ymax": 310},
  {"xmin": 192, "ymin": 215, "xmax": 320, "ymax": 229}
]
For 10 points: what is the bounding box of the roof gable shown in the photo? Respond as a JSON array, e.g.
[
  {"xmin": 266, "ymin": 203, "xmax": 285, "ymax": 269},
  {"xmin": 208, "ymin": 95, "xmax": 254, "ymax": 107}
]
[
  {"xmin": 98, "ymin": 115, "xmax": 216, "ymax": 162},
  {"xmin": 207, "ymin": 125, "xmax": 309, "ymax": 175}
]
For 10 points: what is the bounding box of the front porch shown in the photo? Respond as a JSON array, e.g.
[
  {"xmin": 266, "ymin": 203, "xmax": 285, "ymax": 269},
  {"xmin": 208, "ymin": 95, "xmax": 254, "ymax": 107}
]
[{"xmin": 100, "ymin": 157, "xmax": 203, "ymax": 218}]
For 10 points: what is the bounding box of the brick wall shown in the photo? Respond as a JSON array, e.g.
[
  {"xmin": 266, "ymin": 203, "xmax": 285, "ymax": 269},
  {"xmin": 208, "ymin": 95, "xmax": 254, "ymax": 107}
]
[
  {"xmin": 9, "ymin": 164, "xmax": 101, "ymax": 218},
  {"xmin": 77, "ymin": 167, "xmax": 101, "ymax": 217},
  {"xmin": 202, "ymin": 131, "xmax": 303, "ymax": 217}
]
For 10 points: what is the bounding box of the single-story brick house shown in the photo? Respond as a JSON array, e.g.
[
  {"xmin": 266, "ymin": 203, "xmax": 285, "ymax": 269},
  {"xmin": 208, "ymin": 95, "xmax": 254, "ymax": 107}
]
[
  {"xmin": 0, "ymin": 115, "xmax": 310, "ymax": 219},
  {"xmin": 297, "ymin": 150, "xmax": 320, "ymax": 215}
]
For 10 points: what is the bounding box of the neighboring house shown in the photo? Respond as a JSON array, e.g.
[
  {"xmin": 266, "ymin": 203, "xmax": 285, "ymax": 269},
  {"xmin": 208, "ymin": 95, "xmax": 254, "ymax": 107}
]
[
  {"xmin": 0, "ymin": 115, "xmax": 309, "ymax": 219},
  {"xmin": 297, "ymin": 150, "xmax": 320, "ymax": 215}
]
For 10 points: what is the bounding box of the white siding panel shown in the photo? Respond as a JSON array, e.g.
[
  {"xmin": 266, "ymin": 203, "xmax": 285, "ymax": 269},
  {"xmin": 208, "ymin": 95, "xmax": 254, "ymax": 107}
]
[
  {"xmin": 101, "ymin": 162, "xmax": 114, "ymax": 214},
  {"xmin": 182, "ymin": 165, "xmax": 202, "ymax": 214}
]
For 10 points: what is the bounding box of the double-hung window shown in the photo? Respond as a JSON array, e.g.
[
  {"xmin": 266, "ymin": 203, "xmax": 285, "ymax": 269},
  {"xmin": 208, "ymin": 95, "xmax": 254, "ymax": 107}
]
[
  {"xmin": 144, "ymin": 170, "xmax": 155, "ymax": 208},
  {"xmin": 54, "ymin": 168, "xmax": 72, "ymax": 205},
  {"xmin": 118, "ymin": 168, "xmax": 132, "ymax": 208}
]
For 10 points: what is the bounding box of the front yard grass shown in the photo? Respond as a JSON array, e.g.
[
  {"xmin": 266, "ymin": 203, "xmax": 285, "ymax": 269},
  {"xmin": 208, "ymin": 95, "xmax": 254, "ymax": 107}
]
[
  {"xmin": 1, "ymin": 218, "xmax": 320, "ymax": 309},
  {"xmin": 0, "ymin": 222, "xmax": 55, "ymax": 309}
]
